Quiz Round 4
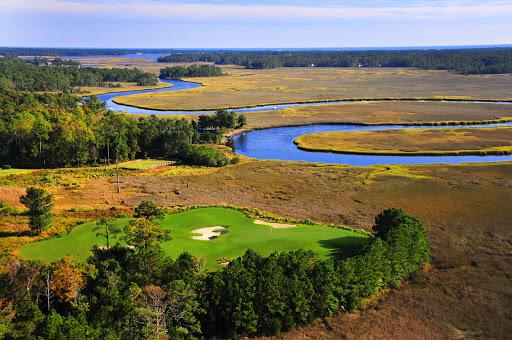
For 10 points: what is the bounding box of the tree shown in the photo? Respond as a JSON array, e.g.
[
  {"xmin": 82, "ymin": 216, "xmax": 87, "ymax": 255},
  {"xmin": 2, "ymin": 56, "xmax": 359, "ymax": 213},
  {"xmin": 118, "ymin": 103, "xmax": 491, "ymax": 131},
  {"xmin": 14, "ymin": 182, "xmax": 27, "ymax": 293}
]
[
  {"xmin": 19, "ymin": 187, "xmax": 54, "ymax": 234},
  {"xmin": 92, "ymin": 217, "xmax": 122, "ymax": 249},
  {"xmin": 124, "ymin": 218, "xmax": 170, "ymax": 250},
  {"xmin": 52, "ymin": 257, "xmax": 84, "ymax": 303},
  {"xmin": 166, "ymin": 280, "xmax": 202, "ymax": 338},
  {"xmin": 134, "ymin": 201, "xmax": 165, "ymax": 222},
  {"xmin": 236, "ymin": 115, "xmax": 247, "ymax": 129},
  {"xmin": 372, "ymin": 207, "xmax": 409, "ymax": 238}
]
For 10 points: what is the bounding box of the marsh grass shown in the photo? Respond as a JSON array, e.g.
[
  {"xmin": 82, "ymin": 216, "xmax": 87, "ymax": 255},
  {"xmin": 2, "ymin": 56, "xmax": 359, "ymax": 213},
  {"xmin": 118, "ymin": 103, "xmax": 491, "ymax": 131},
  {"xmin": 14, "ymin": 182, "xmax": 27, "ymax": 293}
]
[
  {"xmin": 294, "ymin": 127, "xmax": 512, "ymax": 156},
  {"xmin": 113, "ymin": 67, "xmax": 512, "ymax": 110}
]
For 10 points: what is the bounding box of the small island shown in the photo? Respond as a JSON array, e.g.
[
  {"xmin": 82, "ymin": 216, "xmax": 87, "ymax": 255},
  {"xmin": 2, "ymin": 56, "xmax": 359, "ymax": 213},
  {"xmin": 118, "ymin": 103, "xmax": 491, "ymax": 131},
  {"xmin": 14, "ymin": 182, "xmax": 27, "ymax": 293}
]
[{"xmin": 294, "ymin": 127, "xmax": 512, "ymax": 156}]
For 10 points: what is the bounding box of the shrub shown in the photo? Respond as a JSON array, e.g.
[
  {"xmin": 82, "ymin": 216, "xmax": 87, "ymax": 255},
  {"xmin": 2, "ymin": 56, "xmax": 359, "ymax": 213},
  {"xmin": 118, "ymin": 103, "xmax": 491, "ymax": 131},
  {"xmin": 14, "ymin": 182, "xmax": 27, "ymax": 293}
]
[{"xmin": 2, "ymin": 165, "xmax": 11, "ymax": 169}]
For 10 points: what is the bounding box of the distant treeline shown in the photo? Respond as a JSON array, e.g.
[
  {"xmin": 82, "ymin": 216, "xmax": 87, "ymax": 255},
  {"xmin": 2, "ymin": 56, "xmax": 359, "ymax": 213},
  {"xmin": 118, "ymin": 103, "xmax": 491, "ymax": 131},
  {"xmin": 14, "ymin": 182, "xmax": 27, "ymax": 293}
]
[
  {"xmin": 0, "ymin": 89, "xmax": 244, "ymax": 168},
  {"xmin": 0, "ymin": 207, "xmax": 430, "ymax": 338},
  {"xmin": 0, "ymin": 57, "xmax": 157, "ymax": 92},
  {"xmin": 0, "ymin": 47, "xmax": 202, "ymax": 57},
  {"xmin": 157, "ymin": 48, "xmax": 512, "ymax": 74},
  {"xmin": 159, "ymin": 64, "xmax": 224, "ymax": 78}
]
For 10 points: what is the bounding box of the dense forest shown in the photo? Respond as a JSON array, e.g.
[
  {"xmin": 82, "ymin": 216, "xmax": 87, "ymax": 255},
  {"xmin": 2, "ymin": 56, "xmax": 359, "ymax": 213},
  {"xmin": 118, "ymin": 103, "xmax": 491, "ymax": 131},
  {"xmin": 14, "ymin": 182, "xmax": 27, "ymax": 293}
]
[
  {"xmin": 0, "ymin": 57, "xmax": 157, "ymax": 92},
  {"xmin": 157, "ymin": 48, "xmax": 512, "ymax": 74},
  {"xmin": 0, "ymin": 207, "xmax": 430, "ymax": 339},
  {"xmin": 159, "ymin": 64, "xmax": 224, "ymax": 78},
  {"xmin": 0, "ymin": 89, "xmax": 243, "ymax": 168}
]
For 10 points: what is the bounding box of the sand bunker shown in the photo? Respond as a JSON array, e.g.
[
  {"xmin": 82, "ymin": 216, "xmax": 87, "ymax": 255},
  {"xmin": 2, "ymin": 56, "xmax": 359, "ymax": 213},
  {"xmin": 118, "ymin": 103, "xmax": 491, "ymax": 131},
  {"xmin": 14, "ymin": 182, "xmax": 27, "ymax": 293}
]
[
  {"xmin": 191, "ymin": 226, "xmax": 227, "ymax": 240},
  {"xmin": 254, "ymin": 220, "xmax": 297, "ymax": 228}
]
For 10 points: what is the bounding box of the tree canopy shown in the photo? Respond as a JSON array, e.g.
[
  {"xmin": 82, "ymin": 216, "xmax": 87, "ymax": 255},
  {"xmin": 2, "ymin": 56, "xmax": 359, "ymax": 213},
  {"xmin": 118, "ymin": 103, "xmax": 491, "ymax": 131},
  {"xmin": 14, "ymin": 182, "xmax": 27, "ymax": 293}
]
[
  {"xmin": 0, "ymin": 56, "xmax": 157, "ymax": 92},
  {"xmin": 159, "ymin": 64, "xmax": 224, "ymax": 78},
  {"xmin": 158, "ymin": 48, "xmax": 512, "ymax": 74}
]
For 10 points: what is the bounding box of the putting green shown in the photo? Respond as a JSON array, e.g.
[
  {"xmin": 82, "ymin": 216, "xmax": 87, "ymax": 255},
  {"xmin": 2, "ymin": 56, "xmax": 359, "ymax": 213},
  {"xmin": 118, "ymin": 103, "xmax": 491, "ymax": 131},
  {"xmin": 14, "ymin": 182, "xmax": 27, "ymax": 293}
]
[{"xmin": 18, "ymin": 207, "xmax": 370, "ymax": 270}]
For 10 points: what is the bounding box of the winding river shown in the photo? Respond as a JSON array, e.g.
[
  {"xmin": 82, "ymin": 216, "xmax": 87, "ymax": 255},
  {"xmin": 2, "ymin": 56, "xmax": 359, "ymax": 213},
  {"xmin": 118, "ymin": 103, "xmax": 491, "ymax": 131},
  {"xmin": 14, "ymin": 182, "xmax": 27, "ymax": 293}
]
[{"xmin": 97, "ymin": 79, "xmax": 512, "ymax": 165}]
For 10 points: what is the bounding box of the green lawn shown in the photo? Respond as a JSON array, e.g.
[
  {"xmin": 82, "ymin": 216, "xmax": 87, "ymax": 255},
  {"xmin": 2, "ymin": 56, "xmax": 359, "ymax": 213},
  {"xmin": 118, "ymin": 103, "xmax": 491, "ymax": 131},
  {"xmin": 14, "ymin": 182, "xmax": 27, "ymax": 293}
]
[
  {"xmin": 18, "ymin": 207, "xmax": 370, "ymax": 270},
  {"xmin": 120, "ymin": 159, "xmax": 174, "ymax": 169},
  {"xmin": 0, "ymin": 168, "xmax": 34, "ymax": 176}
]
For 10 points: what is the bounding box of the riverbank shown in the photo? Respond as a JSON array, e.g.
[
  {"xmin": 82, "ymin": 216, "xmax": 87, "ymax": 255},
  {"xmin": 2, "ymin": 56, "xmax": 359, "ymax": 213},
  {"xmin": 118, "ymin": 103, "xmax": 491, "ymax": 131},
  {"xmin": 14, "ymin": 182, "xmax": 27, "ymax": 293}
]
[{"xmin": 107, "ymin": 67, "xmax": 512, "ymax": 111}]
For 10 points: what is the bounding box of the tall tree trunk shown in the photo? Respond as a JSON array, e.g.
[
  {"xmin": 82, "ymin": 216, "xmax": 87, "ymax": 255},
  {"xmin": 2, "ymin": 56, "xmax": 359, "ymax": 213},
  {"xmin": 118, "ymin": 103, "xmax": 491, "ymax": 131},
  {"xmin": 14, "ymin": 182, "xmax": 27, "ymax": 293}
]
[{"xmin": 116, "ymin": 159, "xmax": 120, "ymax": 194}]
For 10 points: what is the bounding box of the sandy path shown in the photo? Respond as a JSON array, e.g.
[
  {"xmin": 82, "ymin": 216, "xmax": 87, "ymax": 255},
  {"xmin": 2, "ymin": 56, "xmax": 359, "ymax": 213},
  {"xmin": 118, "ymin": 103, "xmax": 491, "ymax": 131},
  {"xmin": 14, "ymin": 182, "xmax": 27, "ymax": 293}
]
[
  {"xmin": 254, "ymin": 220, "xmax": 297, "ymax": 228},
  {"xmin": 191, "ymin": 226, "xmax": 226, "ymax": 240}
]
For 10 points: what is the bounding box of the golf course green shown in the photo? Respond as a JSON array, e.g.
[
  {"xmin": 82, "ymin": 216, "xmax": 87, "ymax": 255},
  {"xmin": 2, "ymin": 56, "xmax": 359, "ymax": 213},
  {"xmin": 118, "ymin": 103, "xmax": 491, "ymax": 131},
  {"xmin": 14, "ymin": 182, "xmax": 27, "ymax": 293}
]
[{"xmin": 18, "ymin": 207, "xmax": 370, "ymax": 270}]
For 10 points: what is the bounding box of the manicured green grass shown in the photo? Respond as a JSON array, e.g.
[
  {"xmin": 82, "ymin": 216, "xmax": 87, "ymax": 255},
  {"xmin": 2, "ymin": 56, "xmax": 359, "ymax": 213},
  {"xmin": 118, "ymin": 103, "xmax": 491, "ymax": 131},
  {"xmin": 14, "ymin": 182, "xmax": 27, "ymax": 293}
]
[
  {"xmin": 18, "ymin": 218, "xmax": 131, "ymax": 263},
  {"xmin": 121, "ymin": 159, "xmax": 174, "ymax": 169},
  {"xmin": 0, "ymin": 169, "xmax": 34, "ymax": 177},
  {"xmin": 18, "ymin": 207, "xmax": 370, "ymax": 270}
]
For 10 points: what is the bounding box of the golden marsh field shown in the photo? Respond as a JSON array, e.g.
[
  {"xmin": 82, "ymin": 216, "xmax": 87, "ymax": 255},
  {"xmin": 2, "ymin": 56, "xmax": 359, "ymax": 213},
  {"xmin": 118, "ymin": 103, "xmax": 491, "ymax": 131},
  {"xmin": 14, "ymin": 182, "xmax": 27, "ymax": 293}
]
[{"xmin": 294, "ymin": 127, "xmax": 512, "ymax": 156}]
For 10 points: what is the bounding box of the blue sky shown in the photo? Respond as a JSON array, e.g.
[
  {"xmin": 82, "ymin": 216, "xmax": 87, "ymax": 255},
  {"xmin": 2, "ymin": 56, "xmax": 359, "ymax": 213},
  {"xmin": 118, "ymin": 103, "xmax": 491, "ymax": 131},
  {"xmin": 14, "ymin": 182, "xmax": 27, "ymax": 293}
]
[{"xmin": 2, "ymin": 0, "xmax": 511, "ymax": 48}]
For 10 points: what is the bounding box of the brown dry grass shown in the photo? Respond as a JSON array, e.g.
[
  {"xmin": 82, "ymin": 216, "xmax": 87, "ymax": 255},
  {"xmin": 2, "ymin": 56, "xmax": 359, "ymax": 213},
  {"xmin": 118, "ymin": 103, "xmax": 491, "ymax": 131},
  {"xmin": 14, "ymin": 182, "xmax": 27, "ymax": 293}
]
[
  {"xmin": 114, "ymin": 67, "xmax": 512, "ymax": 110},
  {"xmin": 0, "ymin": 187, "xmax": 26, "ymax": 209},
  {"xmin": 294, "ymin": 127, "xmax": 512, "ymax": 155}
]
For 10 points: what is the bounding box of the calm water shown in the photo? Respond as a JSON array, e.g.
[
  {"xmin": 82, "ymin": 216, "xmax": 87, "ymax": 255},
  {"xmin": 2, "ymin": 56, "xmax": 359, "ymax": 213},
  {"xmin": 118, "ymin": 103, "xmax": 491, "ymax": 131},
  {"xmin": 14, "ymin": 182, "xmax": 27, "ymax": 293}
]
[
  {"xmin": 231, "ymin": 123, "xmax": 512, "ymax": 166},
  {"xmin": 95, "ymin": 79, "xmax": 203, "ymax": 114}
]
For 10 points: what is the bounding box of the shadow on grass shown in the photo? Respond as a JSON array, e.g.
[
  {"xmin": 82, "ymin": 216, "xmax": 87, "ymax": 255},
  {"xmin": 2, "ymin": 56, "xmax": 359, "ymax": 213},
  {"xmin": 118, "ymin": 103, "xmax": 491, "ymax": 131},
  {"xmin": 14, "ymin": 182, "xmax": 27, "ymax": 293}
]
[
  {"xmin": 0, "ymin": 230, "xmax": 32, "ymax": 238},
  {"xmin": 318, "ymin": 236, "xmax": 370, "ymax": 260}
]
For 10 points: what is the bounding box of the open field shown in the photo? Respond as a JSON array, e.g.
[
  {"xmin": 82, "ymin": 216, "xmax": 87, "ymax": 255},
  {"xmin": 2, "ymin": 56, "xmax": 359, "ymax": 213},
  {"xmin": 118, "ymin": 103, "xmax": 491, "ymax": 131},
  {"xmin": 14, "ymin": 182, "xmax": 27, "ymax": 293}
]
[
  {"xmin": 294, "ymin": 127, "xmax": 512, "ymax": 156},
  {"xmin": 113, "ymin": 67, "xmax": 512, "ymax": 110},
  {"xmin": 64, "ymin": 56, "xmax": 212, "ymax": 74},
  {"xmin": 17, "ymin": 207, "xmax": 369, "ymax": 271},
  {"xmin": 0, "ymin": 168, "xmax": 35, "ymax": 177}
]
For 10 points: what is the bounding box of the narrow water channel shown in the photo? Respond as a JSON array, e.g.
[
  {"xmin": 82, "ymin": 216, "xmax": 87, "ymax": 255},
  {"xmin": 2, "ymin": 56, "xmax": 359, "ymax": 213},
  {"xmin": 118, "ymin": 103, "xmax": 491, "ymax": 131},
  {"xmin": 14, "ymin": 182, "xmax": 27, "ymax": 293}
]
[{"xmin": 97, "ymin": 79, "xmax": 512, "ymax": 165}]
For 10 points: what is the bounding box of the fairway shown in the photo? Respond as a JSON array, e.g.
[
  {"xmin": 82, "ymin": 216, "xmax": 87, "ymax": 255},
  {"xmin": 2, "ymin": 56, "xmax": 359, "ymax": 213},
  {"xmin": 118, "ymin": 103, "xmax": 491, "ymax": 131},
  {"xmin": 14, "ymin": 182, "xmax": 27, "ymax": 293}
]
[
  {"xmin": 120, "ymin": 159, "xmax": 174, "ymax": 169},
  {"xmin": 18, "ymin": 207, "xmax": 370, "ymax": 270}
]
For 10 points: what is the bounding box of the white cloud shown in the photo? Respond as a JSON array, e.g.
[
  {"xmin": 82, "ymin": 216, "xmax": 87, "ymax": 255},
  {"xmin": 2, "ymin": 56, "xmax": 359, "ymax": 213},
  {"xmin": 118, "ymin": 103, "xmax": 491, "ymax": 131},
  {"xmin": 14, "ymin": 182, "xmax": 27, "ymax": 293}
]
[{"xmin": 3, "ymin": 0, "xmax": 512, "ymax": 22}]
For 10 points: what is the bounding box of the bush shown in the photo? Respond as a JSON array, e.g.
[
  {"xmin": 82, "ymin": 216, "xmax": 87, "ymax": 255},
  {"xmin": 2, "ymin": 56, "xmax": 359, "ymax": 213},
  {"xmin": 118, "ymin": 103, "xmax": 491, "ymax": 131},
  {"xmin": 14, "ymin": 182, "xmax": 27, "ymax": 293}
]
[
  {"xmin": 230, "ymin": 157, "xmax": 240, "ymax": 165},
  {"xmin": 2, "ymin": 165, "xmax": 11, "ymax": 169}
]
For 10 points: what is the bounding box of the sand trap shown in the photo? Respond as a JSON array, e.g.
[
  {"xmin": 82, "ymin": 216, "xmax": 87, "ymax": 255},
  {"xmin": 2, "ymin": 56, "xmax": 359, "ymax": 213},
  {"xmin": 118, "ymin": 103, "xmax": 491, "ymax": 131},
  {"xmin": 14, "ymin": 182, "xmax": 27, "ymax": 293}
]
[
  {"xmin": 191, "ymin": 226, "xmax": 227, "ymax": 240},
  {"xmin": 254, "ymin": 220, "xmax": 297, "ymax": 228}
]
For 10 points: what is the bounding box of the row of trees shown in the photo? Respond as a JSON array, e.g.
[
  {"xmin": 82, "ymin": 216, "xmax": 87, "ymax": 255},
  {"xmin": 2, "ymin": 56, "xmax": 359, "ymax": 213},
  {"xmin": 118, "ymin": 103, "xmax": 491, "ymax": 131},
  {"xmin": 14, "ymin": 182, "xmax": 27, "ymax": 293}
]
[
  {"xmin": 159, "ymin": 64, "xmax": 224, "ymax": 78},
  {"xmin": 0, "ymin": 47, "xmax": 205, "ymax": 57},
  {"xmin": 0, "ymin": 57, "xmax": 157, "ymax": 92},
  {"xmin": 157, "ymin": 48, "xmax": 512, "ymax": 74},
  {"xmin": 0, "ymin": 207, "xmax": 430, "ymax": 339},
  {"xmin": 0, "ymin": 89, "xmax": 244, "ymax": 168}
]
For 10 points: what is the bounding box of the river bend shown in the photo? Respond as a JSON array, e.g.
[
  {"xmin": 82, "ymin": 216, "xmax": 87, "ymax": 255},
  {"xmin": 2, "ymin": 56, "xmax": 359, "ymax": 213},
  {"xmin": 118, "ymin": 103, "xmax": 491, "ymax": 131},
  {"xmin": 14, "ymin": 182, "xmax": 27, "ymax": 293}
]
[{"xmin": 97, "ymin": 79, "xmax": 512, "ymax": 165}]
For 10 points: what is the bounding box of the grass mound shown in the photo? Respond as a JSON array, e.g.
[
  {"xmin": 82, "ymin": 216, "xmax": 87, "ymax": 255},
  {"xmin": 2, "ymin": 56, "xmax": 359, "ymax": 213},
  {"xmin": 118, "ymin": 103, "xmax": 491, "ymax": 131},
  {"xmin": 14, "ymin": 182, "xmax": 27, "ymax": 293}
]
[{"xmin": 18, "ymin": 207, "xmax": 370, "ymax": 270}]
